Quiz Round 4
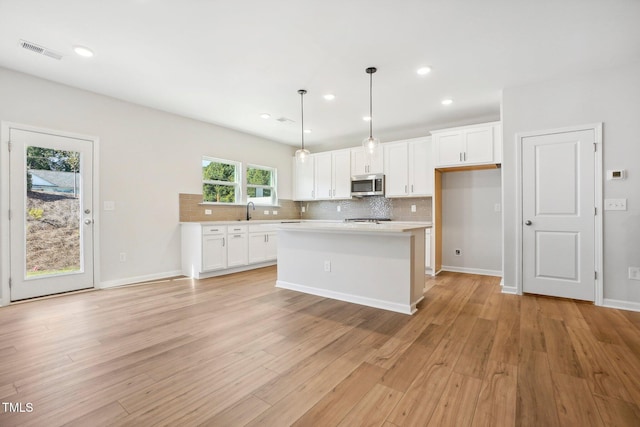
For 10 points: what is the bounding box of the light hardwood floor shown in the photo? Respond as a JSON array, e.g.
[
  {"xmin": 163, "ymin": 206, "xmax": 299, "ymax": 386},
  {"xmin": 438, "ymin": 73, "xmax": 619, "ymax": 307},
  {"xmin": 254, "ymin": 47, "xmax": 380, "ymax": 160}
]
[{"xmin": 1, "ymin": 267, "xmax": 640, "ymax": 426}]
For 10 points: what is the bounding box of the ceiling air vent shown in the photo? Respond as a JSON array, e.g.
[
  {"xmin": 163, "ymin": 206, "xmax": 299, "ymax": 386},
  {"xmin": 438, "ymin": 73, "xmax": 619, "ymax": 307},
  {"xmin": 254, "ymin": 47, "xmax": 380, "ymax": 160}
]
[
  {"xmin": 276, "ymin": 117, "xmax": 295, "ymax": 124},
  {"xmin": 18, "ymin": 39, "xmax": 63, "ymax": 60}
]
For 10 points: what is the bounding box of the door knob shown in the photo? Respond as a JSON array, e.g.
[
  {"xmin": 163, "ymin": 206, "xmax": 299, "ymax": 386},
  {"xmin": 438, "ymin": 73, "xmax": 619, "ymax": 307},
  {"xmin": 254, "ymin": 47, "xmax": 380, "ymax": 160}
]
[
  {"xmin": 524, "ymin": 220, "xmax": 532, "ymax": 226},
  {"xmin": 84, "ymin": 219, "xmax": 93, "ymax": 225}
]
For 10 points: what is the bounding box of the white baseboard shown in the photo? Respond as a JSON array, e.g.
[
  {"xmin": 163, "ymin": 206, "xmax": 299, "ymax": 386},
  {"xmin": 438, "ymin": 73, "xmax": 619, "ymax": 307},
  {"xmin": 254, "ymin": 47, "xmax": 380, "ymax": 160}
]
[
  {"xmin": 276, "ymin": 280, "xmax": 417, "ymax": 315},
  {"xmin": 0, "ymin": 297, "xmax": 7, "ymax": 307},
  {"xmin": 602, "ymin": 298, "xmax": 640, "ymax": 313},
  {"xmin": 501, "ymin": 285, "xmax": 519, "ymax": 295},
  {"xmin": 441, "ymin": 265, "xmax": 503, "ymax": 277},
  {"xmin": 99, "ymin": 270, "xmax": 183, "ymax": 289}
]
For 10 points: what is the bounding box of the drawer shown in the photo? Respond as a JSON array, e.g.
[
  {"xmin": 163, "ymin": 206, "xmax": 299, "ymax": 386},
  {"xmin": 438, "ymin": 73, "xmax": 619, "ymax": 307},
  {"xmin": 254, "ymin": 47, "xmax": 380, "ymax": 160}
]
[
  {"xmin": 227, "ymin": 225, "xmax": 248, "ymax": 234},
  {"xmin": 249, "ymin": 223, "xmax": 279, "ymax": 233},
  {"xmin": 202, "ymin": 225, "xmax": 226, "ymax": 235}
]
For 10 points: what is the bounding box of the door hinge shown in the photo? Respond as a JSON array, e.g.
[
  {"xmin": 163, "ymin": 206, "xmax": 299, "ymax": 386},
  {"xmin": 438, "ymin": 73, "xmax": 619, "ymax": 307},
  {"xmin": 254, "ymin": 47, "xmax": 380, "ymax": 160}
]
[
  {"xmin": 595, "ymin": 271, "xmax": 597, "ymax": 280},
  {"xmin": 594, "ymin": 143, "xmax": 597, "ymax": 152},
  {"xmin": 595, "ymin": 207, "xmax": 597, "ymax": 215},
  {"xmin": 7, "ymin": 141, "xmax": 12, "ymax": 152},
  {"xmin": 8, "ymin": 209, "xmax": 11, "ymax": 220},
  {"xmin": 8, "ymin": 278, "xmax": 12, "ymax": 288}
]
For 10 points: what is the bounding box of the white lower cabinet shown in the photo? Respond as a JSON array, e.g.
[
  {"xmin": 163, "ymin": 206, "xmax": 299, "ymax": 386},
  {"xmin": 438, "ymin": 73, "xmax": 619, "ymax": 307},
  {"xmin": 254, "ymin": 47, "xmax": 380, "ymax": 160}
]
[
  {"xmin": 226, "ymin": 225, "xmax": 248, "ymax": 267},
  {"xmin": 202, "ymin": 226, "xmax": 227, "ymax": 271},
  {"xmin": 249, "ymin": 224, "xmax": 278, "ymax": 263},
  {"xmin": 181, "ymin": 223, "xmax": 276, "ymax": 279}
]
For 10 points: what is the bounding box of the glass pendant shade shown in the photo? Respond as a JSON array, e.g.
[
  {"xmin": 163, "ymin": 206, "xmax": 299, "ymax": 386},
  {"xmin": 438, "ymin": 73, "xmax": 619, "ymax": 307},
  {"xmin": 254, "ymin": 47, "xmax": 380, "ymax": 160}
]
[
  {"xmin": 362, "ymin": 135, "xmax": 380, "ymax": 155},
  {"xmin": 295, "ymin": 147, "xmax": 310, "ymax": 163}
]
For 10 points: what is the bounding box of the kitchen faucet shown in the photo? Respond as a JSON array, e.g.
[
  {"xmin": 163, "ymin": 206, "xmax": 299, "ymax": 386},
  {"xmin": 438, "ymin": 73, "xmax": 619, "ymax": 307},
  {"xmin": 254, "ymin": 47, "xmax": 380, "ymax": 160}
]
[{"xmin": 246, "ymin": 201, "xmax": 255, "ymax": 220}]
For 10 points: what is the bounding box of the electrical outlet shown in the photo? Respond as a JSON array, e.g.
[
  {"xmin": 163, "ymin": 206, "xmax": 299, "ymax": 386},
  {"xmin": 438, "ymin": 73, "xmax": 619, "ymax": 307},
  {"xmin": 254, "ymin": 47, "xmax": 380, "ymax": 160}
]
[
  {"xmin": 264, "ymin": 210, "xmax": 269, "ymax": 215},
  {"xmin": 604, "ymin": 199, "xmax": 627, "ymax": 211},
  {"xmin": 411, "ymin": 205, "xmax": 416, "ymax": 213},
  {"xmin": 324, "ymin": 260, "xmax": 331, "ymax": 272},
  {"xmin": 455, "ymin": 249, "xmax": 462, "ymax": 256},
  {"xmin": 494, "ymin": 203, "xmax": 501, "ymax": 212},
  {"xmin": 301, "ymin": 206, "xmax": 306, "ymax": 213},
  {"xmin": 119, "ymin": 252, "xmax": 126, "ymax": 262},
  {"xmin": 337, "ymin": 205, "xmax": 341, "ymax": 212},
  {"xmin": 104, "ymin": 201, "xmax": 115, "ymax": 211},
  {"xmin": 204, "ymin": 209, "xmax": 212, "ymax": 215},
  {"xmin": 272, "ymin": 210, "xmax": 278, "ymax": 215},
  {"xmin": 630, "ymin": 267, "xmax": 640, "ymax": 281}
]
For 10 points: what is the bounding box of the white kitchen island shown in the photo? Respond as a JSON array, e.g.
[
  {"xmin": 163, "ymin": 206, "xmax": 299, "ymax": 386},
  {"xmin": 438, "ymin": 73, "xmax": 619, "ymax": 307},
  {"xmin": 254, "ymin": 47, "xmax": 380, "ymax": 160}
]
[{"xmin": 276, "ymin": 222, "xmax": 426, "ymax": 315}]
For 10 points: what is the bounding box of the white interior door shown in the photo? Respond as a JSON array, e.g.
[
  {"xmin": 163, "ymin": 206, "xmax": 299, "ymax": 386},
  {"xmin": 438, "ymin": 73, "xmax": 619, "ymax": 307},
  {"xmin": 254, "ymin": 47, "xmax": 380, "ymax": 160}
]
[
  {"xmin": 9, "ymin": 127, "xmax": 95, "ymax": 301},
  {"xmin": 522, "ymin": 129, "xmax": 595, "ymax": 301}
]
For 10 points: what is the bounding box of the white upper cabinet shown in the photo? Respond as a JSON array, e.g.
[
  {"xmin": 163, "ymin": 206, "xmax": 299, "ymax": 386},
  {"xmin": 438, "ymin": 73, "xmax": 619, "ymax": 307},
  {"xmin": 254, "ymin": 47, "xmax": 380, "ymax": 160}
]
[
  {"xmin": 293, "ymin": 156, "xmax": 315, "ymax": 201},
  {"xmin": 432, "ymin": 121, "xmax": 501, "ymax": 168},
  {"xmin": 384, "ymin": 137, "xmax": 433, "ymax": 197},
  {"xmin": 314, "ymin": 149, "xmax": 351, "ymax": 200},
  {"xmin": 351, "ymin": 146, "xmax": 384, "ymax": 175}
]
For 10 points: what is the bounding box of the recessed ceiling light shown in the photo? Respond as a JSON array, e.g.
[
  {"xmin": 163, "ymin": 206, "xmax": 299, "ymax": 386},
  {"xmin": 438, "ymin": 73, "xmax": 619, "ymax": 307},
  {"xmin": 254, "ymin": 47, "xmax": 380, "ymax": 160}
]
[
  {"xmin": 363, "ymin": 116, "xmax": 372, "ymax": 121},
  {"xmin": 304, "ymin": 129, "xmax": 312, "ymax": 134},
  {"xmin": 260, "ymin": 113, "xmax": 271, "ymax": 119},
  {"xmin": 323, "ymin": 94, "xmax": 335, "ymax": 101},
  {"xmin": 441, "ymin": 98, "xmax": 453, "ymax": 106},
  {"xmin": 417, "ymin": 66, "xmax": 432, "ymax": 75},
  {"xmin": 73, "ymin": 45, "xmax": 94, "ymax": 58}
]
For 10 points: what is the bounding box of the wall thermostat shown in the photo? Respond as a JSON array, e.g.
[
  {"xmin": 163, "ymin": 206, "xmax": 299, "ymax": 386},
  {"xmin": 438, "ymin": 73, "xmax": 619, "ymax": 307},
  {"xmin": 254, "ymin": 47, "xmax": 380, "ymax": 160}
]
[{"xmin": 607, "ymin": 170, "xmax": 626, "ymax": 180}]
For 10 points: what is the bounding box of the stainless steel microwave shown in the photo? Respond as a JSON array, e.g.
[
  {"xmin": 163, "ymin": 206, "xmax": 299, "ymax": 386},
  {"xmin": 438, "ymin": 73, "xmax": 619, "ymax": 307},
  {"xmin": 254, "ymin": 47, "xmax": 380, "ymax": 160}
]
[{"xmin": 351, "ymin": 174, "xmax": 385, "ymax": 197}]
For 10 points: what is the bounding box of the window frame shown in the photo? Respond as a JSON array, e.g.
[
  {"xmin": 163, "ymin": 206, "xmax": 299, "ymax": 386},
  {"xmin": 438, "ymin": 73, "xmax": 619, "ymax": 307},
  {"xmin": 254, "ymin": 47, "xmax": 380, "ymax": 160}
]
[
  {"xmin": 201, "ymin": 156, "xmax": 242, "ymax": 204},
  {"xmin": 246, "ymin": 163, "xmax": 278, "ymax": 206}
]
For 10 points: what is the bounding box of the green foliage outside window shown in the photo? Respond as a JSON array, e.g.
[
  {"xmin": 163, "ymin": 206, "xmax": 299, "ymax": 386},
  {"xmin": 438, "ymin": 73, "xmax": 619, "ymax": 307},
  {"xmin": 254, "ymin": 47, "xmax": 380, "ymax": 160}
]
[
  {"xmin": 247, "ymin": 165, "xmax": 276, "ymax": 204},
  {"xmin": 202, "ymin": 158, "xmax": 239, "ymax": 203}
]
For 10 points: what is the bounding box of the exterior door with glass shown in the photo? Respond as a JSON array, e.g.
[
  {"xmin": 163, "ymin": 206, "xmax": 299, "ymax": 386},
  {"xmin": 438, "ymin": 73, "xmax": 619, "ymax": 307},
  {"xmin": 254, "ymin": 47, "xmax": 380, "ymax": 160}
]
[{"xmin": 9, "ymin": 126, "xmax": 95, "ymax": 301}]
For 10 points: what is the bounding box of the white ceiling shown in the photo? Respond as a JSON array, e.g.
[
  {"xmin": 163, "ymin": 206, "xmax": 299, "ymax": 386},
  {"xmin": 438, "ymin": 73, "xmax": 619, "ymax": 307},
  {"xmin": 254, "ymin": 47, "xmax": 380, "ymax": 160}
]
[{"xmin": 1, "ymin": 0, "xmax": 639, "ymax": 148}]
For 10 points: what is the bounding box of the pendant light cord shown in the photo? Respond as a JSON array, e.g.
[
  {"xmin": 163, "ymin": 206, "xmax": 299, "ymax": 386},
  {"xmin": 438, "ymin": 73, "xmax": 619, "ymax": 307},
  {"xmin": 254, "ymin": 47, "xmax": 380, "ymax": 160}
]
[
  {"xmin": 301, "ymin": 91, "xmax": 304, "ymax": 150},
  {"xmin": 369, "ymin": 71, "xmax": 373, "ymax": 139}
]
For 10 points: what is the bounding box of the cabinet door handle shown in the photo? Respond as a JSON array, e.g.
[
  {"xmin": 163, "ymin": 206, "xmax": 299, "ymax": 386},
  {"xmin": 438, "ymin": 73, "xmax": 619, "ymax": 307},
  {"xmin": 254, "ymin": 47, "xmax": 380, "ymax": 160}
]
[
  {"xmin": 411, "ymin": 184, "xmax": 414, "ymax": 193},
  {"xmin": 405, "ymin": 185, "xmax": 408, "ymax": 193},
  {"xmin": 464, "ymin": 152, "xmax": 467, "ymax": 161},
  {"xmin": 459, "ymin": 152, "xmax": 462, "ymax": 161},
  {"xmin": 266, "ymin": 235, "xmax": 269, "ymax": 242},
  {"xmin": 222, "ymin": 237, "xmax": 225, "ymax": 247}
]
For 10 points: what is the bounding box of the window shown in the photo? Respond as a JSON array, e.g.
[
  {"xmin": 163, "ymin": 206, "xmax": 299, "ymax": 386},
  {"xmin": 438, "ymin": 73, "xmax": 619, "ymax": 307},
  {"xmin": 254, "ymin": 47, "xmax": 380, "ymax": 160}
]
[
  {"xmin": 202, "ymin": 157, "xmax": 241, "ymax": 203},
  {"xmin": 247, "ymin": 164, "xmax": 277, "ymax": 205}
]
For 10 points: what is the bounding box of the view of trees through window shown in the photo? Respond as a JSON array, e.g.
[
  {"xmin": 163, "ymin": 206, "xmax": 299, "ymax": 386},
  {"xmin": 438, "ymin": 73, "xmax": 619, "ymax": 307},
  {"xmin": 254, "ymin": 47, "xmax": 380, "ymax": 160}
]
[
  {"xmin": 247, "ymin": 166, "xmax": 275, "ymax": 204},
  {"xmin": 202, "ymin": 157, "xmax": 277, "ymax": 205},
  {"xmin": 202, "ymin": 158, "xmax": 238, "ymax": 203}
]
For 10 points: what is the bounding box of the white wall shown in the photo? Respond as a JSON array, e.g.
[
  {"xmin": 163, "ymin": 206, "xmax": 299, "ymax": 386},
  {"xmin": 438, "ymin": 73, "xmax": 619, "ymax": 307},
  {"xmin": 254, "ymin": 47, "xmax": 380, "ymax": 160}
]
[
  {"xmin": 441, "ymin": 169, "xmax": 502, "ymax": 275},
  {"xmin": 0, "ymin": 67, "xmax": 295, "ymax": 302},
  {"xmin": 502, "ymin": 61, "xmax": 640, "ymax": 306}
]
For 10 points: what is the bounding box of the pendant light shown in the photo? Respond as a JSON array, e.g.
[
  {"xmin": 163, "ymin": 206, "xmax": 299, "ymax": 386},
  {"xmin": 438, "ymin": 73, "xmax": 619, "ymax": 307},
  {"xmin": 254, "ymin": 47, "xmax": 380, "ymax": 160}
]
[
  {"xmin": 295, "ymin": 89, "xmax": 311, "ymax": 163},
  {"xmin": 362, "ymin": 67, "xmax": 380, "ymax": 156}
]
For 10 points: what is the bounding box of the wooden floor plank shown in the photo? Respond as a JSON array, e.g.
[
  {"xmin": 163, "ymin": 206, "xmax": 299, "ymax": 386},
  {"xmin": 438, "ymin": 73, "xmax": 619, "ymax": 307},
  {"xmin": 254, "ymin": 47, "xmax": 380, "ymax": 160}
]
[
  {"xmin": 0, "ymin": 268, "xmax": 639, "ymax": 427},
  {"xmin": 550, "ymin": 371, "xmax": 603, "ymax": 426},
  {"xmin": 427, "ymin": 371, "xmax": 482, "ymax": 427},
  {"xmin": 471, "ymin": 360, "xmax": 517, "ymax": 427},
  {"xmin": 593, "ymin": 394, "xmax": 640, "ymax": 427},
  {"xmin": 516, "ymin": 349, "xmax": 560, "ymax": 427},
  {"xmin": 293, "ymin": 362, "xmax": 387, "ymax": 426},
  {"xmin": 337, "ymin": 383, "xmax": 403, "ymax": 427}
]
